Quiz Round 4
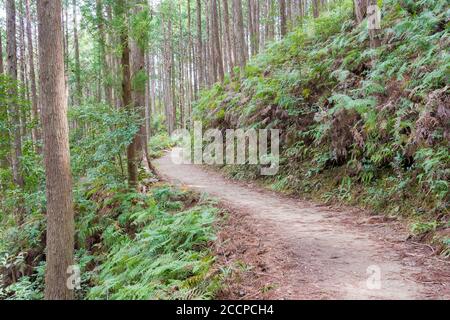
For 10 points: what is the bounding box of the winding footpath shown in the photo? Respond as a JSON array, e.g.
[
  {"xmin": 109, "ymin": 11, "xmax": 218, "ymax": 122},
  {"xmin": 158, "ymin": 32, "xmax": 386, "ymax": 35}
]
[{"xmin": 154, "ymin": 151, "xmax": 449, "ymax": 300}]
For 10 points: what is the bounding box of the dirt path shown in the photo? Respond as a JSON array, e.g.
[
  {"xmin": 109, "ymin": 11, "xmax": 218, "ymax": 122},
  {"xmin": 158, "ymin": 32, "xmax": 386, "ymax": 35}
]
[{"xmin": 154, "ymin": 151, "xmax": 449, "ymax": 300}]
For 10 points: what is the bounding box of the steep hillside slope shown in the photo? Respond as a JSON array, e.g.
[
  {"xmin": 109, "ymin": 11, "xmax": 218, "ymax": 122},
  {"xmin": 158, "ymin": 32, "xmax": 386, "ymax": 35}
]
[{"xmin": 194, "ymin": 0, "xmax": 449, "ymax": 252}]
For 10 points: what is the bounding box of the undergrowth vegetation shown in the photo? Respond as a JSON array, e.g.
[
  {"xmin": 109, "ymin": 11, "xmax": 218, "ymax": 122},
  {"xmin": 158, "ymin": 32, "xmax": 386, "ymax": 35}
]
[
  {"xmin": 87, "ymin": 188, "xmax": 219, "ymax": 300},
  {"xmin": 194, "ymin": 0, "xmax": 449, "ymax": 253},
  {"xmin": 0, "ymin": 103, "xmax": 220, "ymax": 300}
]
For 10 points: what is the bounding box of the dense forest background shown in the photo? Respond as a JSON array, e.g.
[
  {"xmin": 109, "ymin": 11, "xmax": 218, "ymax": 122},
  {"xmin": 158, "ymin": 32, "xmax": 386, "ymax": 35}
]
[{"xmin": 0, "ymin": 0, "xmax": 448, "ymax": 300}]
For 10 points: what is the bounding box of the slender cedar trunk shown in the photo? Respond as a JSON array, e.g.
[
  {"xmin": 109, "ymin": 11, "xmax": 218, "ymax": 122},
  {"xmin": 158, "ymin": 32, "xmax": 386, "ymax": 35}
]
[
  {"xmin": 142, "ymin": 66, "xmax": 153, "ymax": 171},
  {"xmin": 187, "ymin": 0, "xmax": 196, "ymax": 102},
  {"xmin": 279, "ymin": 0, "xmax": 287, "ymax": 36},
  {"xmin": 253, "ymin": 0, "xmax": 260, "ymax": 53},
  {"xmin": 18, "ymin": 1, "xmax": 26, "ymax": 96},
  {"xmin": 129, "ymin": 2, "xmax": 148, "ymax": 185},
  {"xmin": 160, "ymin": 46, "xmax": 165, "ymax": 119},
  {"xmin": 64, "ymin": 2, "xmax": 70, "ymax": 108},
  {"xmin": 264, "ymin": 0, "xmax": 270, "ymax": 42},
  {"xmin": 106, "ymin": 4, "xmax": 119, "ymax": 108},
  {"xmin": 19, "ymin": 1, "xmax": 28, "ymax": 140},
  {"xmin": 196, "ymin": 0, "xmax": 204, "ymax": 88},
  {"xmin": 233, "ymin": 0, "xmax": 247, "ymax": 68},
  {"xmin": 0, "ymin": 29, "xmax": 9, "ymax": 172},
  {"xmin": 160, "ymin": 29, "xmax": 167, "ymax": 127},
  {"xmin": 149, "ymin": 54, "xmax": 157, "ymax": 124},
  {"xmin": 206, "ymin": 0, "xmax": 212, "ymax": 83},
  {"xmin": 212, "ymin": 0, "xmax": 224, "ymax": 82},
  {"xmin": 178, "ymin": 2, "xmax": 185, "ymax": 127},
  {"xmin": 96, "ymin": 0, "xmax": 113, "ymax": 105},
  {"xmin": 223, "ymin": 0, "xmax": 234, "ymax": 72},
  {"xmin": 261, "ymin": 0, "xmax": 266, "ymax": 48},
  {"xmin": 247, "ymin": 0, "xmax": 255, "ymax": 56},
  {"xmin": 267, "ymin": 0, "xmax": 275, "ymax": 41},
  {"xmin": 37, "ymin": 0, "xmax": 75, "ymax": 300},
  {"xmin": 161, "ymin": 44, "xmax": 167, "ymax": 128},
  {"xmin": 243, "ymin": 1, "xmax": 248, "ymax": 60},
  {"xmin": 73, "ymin": 0, "xmax": 82, "ymax": 104},
  {"xmin": 192, "ymin": 15, "xmax": 198, "ymax": 100},
  {"xmin": 6, "ymin": 0, "xmax": 25, "ymax": 189},
  {"xmin": 299, "ymin": 0, "xmax": 305, "ymax": 24},
  {"xmin": 205, "ymin": 1, "xmax": 213, "ymax": 84},
  {"xmin": 145, "ymin": 52, "xmax": 151, "ymax": 140},
  {"xmin": 25, "ymin": 0, "xmax": 41, "ymax": 148},
  {"xmin": 179, "ymin": 55, "xmax": 184, "ymax": 128},
  {"xmin": 313, "ymin": 0, "xmax": 320, "ymax": 18},
  {"xmin": 286, "ymin": 0, "xmax": 292, "ymax": 29},
  {"xmin": 156, "ymin": 53, "xmax": 160, "ymax": 115},
  {"xmin": 169, "ymin": 17, "xmax": 176, "ymax": 131},
  {"xmin": 65, "ymin": 4, "xmax": 69, "ymax": 65},
  {"xmin": 0, "ymin": 29, "xmax": 3, "ymax": 74},
  {"xmin": 116, "ymin": 0, "xmax": 137, "ymax": 188},
  {"xmin": 187, "ymin": 0, "xmax": 194, "ymax": 117},
  {"xmin": 293, "ymin": 0, "xmax": 298, "ymax": 22},
  {"xmin": 218, "ymin": 1, "xmax": 225, "ymax": 74},
  {"xmin": 162, "ymin": 15, "xmax": 174, "ymax": 134}
]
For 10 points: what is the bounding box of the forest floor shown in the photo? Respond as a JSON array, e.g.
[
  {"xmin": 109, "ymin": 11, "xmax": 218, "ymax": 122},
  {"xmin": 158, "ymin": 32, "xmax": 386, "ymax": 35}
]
[{"xmin": 153, "ymin": 150, "xmax": 450, "ymax": 300}]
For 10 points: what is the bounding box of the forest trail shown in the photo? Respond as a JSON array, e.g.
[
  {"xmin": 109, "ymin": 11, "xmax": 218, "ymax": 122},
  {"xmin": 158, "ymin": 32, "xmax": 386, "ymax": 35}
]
[{"xmin": 154, "ymin": 150, "xmax": 449, "ymax": 300}]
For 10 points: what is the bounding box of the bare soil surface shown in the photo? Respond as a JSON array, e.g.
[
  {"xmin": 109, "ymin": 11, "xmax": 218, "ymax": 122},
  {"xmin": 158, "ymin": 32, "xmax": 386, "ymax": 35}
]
[{"xmin": 154, "ymin": 151, "xmax": 449, "ymax": 300}]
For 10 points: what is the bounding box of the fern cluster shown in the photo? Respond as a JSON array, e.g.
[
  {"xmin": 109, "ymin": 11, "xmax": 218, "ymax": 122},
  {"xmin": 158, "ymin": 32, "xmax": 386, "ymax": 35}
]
[{"xmin": 87, "ymin": 200, "xmax": 219, "ymax": 300}]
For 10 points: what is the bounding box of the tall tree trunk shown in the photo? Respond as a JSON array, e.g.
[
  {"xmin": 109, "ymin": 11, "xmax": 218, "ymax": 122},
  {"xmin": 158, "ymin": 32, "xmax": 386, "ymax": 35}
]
[
  {"xmin": 63, "ymin": 2, "xmax": 69, "ymax": 69},
  {"xmin": 106, "ymin": 4, "xmax": 119, "ymax": 108},
  {"xmin": 253, "ymin": 0, "xmax": 260, "ymax": 53},
  {"xmin": 0, "ymin": 29, "xmax": 4, "ymax": 74},
  {"xmin": 6, "ymin": 0, "xmax": 25, "ymax": 189},
  {"xmin": 149, "ymin": 54, "xmax": 157, "ymax": 123},
  {"xmin": 145, "ymin": 52, "xmax": 151, "ymax": 140},
  {"xmin": 169, "ymin": 17, "xmax": 176, "ymax": 131},
  {"xmin": 196, "ymin": 0, "xmax": 204, "ymax": 88},
  {"xmin": 286, "ymin": 0, "xmax": 292, "ymax": 29},
  {"xmin": 25, "ymin": 0, "xmax": 40, "ymax": 148},
  {"xmin": 73, "ymin": 0, "xmax": 82, "ymax": 104},
  {"xmin": 247, "ymin": 0, "xmax": 254, "ymax": 55},
  {"xmin": 279, "ymin": 0, "xmax": 287, "ymax": 36},
  {"xmin": 0, "ymin": 28, "xmax": 9, "ymax": 172},
  {"xmin": 187, "ymin": 0, "xmax": 195, "ymax": 113},
  {"xmin": 212, "ymin": 0, "xmax": 224, "ymax": 82},
  {"xmin": 248, "ymin": 0, "xmax": 260, "ymax": 56},
  {"xmin": 265, "ymin": 0, "xmax": 275, "ymax": 42},
  {"xmin": 313, "ymin": 0, "xmax": 320, "ymax": 18},
  {"xmin": 18, "ymin": 0, "xmax": 29, "ymax": 140},
  {"xmin": 37, "ymin": 0, "xmax": 75, "ymax": 300},
  {"xmin": 223, "ymin": 0, "xmax": 234, "ymax": 72},
  {"xmin": 64, "ymin": 3, "xmax": 70, "ymax": 106},
  {"xmin": 205, "ymin": 1, "xmax": 213, "ymax": 84},
  {"xmin": 178, "ymin": 1, "xmax": 185, "ymax": 127},
  {"xmin": 232, "ymin": 0, "xmax": 247, "ymax": 68},
  {"xmin": 96, "ymin": 0, "xmax": 113, "ymax": 105},
  {"xmin": 116, "ymin": 0, "xmax": 138, "ymax": 188},
  {"xmin": 129, "ymin": 3, "xmax": 147, "ymax": 188}
]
